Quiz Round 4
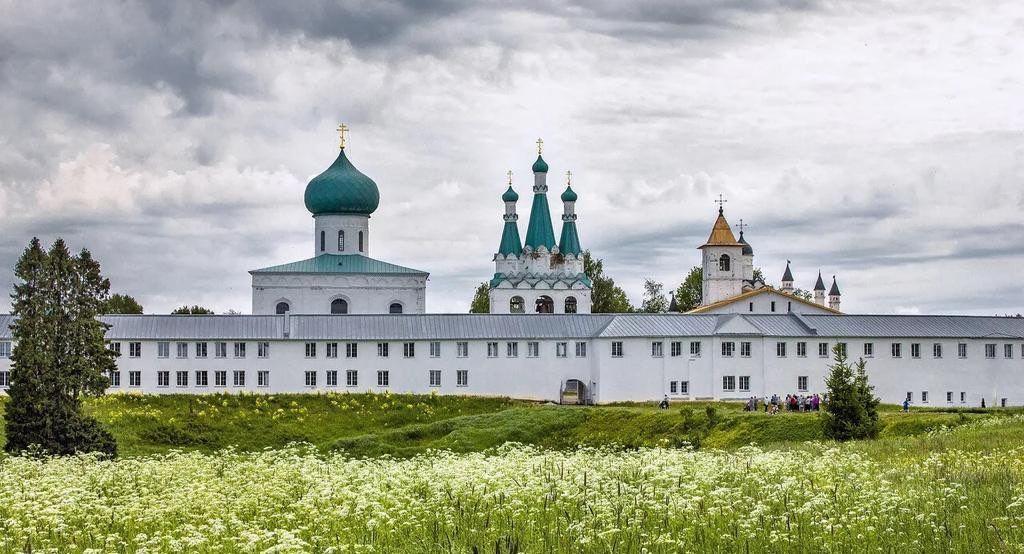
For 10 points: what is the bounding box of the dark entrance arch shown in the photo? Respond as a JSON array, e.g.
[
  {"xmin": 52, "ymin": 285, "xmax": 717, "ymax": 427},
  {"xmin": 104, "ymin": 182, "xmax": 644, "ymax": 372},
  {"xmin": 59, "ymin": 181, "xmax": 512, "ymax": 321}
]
[
  {"xmin": 560, "ymin": 379, "xmax": 588, "ymax": 405},
  {"xmin": 331, "ymin": 298, "xmax": 349, "ymax": 314},
  {"xmin": 536, "ymin": 295, "xmax": 554, "ymax": 314}
]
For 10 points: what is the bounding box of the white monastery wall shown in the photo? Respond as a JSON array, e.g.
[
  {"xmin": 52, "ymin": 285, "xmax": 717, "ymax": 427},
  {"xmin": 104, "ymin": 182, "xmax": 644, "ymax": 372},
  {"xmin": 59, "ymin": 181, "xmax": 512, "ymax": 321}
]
[{"xmin": 252, "ymin": 274, "xmax": 427, "ymax": 314}]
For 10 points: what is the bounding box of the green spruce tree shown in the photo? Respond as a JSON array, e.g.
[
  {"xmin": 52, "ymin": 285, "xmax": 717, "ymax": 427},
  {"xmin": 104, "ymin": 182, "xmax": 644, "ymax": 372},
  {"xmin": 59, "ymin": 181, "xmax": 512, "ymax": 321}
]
[{"xmin": 822, "ymin": 344, "xmax": 879, "ymax": 441}]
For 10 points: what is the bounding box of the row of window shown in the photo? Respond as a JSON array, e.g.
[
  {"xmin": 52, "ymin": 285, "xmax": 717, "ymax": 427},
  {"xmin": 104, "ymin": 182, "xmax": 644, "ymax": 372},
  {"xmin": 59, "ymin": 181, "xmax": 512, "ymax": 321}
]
[
  {"xmin": 320, "ymin": 229, "xmax": 365, "ymax": 254},
  {"xmin": 905, "ymin": 391, "xmax": 997, "ymax": 405},
  {"xmin": 637, "ymin": 340, "xmax": 1023, "ymax": 360},
  {"xmin": 509, "ymin": 295, "xmax": 578, "ymax": 314},
  {"xmin": 104, "ymin": 369, "xmax": 470, "ymax": 389}
]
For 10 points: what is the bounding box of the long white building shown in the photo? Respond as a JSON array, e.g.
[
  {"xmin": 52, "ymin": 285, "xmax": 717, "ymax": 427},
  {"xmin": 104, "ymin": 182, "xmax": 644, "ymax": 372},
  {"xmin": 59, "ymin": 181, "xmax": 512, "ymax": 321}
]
[{"xmin": 2, "ymin": 313, "xmax": 1021, "ymax": 407}]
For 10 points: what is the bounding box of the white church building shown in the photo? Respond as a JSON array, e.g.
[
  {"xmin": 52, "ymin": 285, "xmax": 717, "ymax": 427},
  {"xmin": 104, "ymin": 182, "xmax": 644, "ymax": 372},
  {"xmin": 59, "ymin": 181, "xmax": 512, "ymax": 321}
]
[{"xmin": 1, "ymin": 132, "xmax": 1023, "ymax": 406}]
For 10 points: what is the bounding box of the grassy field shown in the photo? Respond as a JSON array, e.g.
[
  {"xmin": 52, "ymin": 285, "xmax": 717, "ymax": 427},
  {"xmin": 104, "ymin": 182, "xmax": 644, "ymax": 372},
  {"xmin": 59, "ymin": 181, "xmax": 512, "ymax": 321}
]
[
  {"xmin": 1, "ymin": 405, "xmax": 1023, "ymax": 552},
  {"xmin": 0, "ymin": 393, "xmax": 1011, "ymax": 457}
]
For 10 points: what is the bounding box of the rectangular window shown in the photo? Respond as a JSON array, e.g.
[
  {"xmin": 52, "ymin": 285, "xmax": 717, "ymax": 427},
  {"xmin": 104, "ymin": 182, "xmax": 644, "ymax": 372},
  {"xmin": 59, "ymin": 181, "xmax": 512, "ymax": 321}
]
[
  {"xmin": 721, "ymin": 342, "xmax": 734, "ymax": 357},
  {"xmin": 258, "ymin": 370, "xmax": 269, "ymax": 388},
  {"xmin": 776, "ymin": 342, "xmax": 787, "ymax": 358},
  {"xmin": 837, "ymin": 343, "xmax": 847, "ymax": 357},
  {"xmin": 796, "ymin": 342, "xmax": 807, "ymax": 358},
  {"xmin": 107, "ymin": 370, "xmax": 119, "ymax": 387},
  {"xmin": 611, "ymin": 341, "xmax": 623, "ymax": 358},
  {"xmin": 680, "ymin": 381, "xmax": 689, "ymax": 394},
  {"xmin": 233, "ymin": 370, "xmax": 245, "ymax": 387},
  {"xmin": 157, "ymin": 342, "xmax": 169, "ymax": 358},
  {"xmin": 946, "ymin": 391, "xmax": 953, "ymax": 403},
  {"xmin": 527, "ymin": 341, "xmax": 540, "ymax": 358},
  {"xmin": 157, "ymin": 371, "xmax": 170, "ymax": 387},
  {"xmin": 430, "ymin": 342, "xmax": 441, "ymax": 358},
  {"xmin": 740, "ymin": 342, "xmax": 751, "ymax": 358},
  {"xmin": 234, "ymin": 342, "xmax": 246, "ymax": 358},
  {"xmin": 670, "ymin": 341, "xmax": 682, "ymax": 357},
  {"xmin": 258, "ymin": 342, "xmax": 270, "ymax": 359},
  {"xmin": 378, "ymin": 343, "xmax": 389, "ymax": 357},
  {"xmin": 346, "ymin": 370, "xmax": 358, "ymax": 387},
  {"xmin": 404, "ymin": 342, "xmax": 415, "ymax": 358},
  {"xmin": 798, "ymin": 376, "xmax": 808, "ymax": 392},
  {"xmin": 556, "ymin": 342, "xmax": 568, "ymax": 358},
  {"xmin": 864, "ymin": 342, "xmax": 874, "ymax": 357},
  {"xmin": 921, "ymin": 391, "xmax": 929, "ymax": 404},
  {"xmin": 457, "ymin": 342, "xmax": 469, "ymax": 358},
  {"xmin": 933, "ymin": 343, "xmax": 942, "ymax": 358},
  {"xmin": 690, "ymin": 341, "xmax": 701, "ymax": 357},
  {"xmin": 891, "ymin": 343, "xmax": 902, "ymax": 358},
  {"xmin": 575, "ymin": 342, "xmax": 588, "ymax": 357},
  {"xmin": 457, "ymin": 369, "xmax": 468, "ymax": 387},
  {"xmin": 215, "ymin": 370, "xmax": 227, "ymax": 387},
  {"xmin": 1005, "ymin": 344, "xmax": 1013, "ymax": 359},
  {"xmin": 429, "ymin": 369, "xmax": 441, "ymax": 387},
  {"xmin": 960, "ymin": 391, "xmax": 966, "ymax": 403},
  {"xmin": 129, "ymin": 371, "xmax": 141, "ymax": 387},
  {"xmin": 651, "ymin": 342, "xmax": 663, "ymax": 358},
  {"xmin": 325, "ymin": 342, "xmax": 338, "ymax": 359},
  {"xmin": 722, "ymin": 376, "xmax": 736, "ymax": 392},
  {"xmin": 176, "ymin": 342, "xmax": 188, "ymax": 359},
  {"xmin": 196, "ymin": 370, "xmax": 208, "ymax": 387},
  {"xmin": 507, "ymin": 342, "xmax": 519, "ymax": 357},
  {"xmin": 215, "ymin": 342, "xmax": 227, "ymax": 358},
  {"xmin": 377, "ymin": 370, "xmax": 389, "ymax": 387},
  {"xmin": 305, "ymin": 371, "xmax": 317, "ymax": 387},
  {"xmin": 818, "ymin": 342, "xmax": 829, "ymax": 358},
  {"xmin": 346, "ymin": 343, "xmax": 358, "ymax": 358},
  {"xmin": 911, "ymin": 343, "xmax": 921, "ymax": 359},
  {"xmin": 906, "ymin": 391, "xmax": 913, "ymax": 403},
  {"xmin": 985, "ymin": 344, "xmax": 996, "ymax": 358},
  {"xmin": 107, "ymin": 342, "xmax": 121, "ymax": 355},
  {"xmin": 326, "ymin": 370, "xmax": 338, "ymax": 387},
  {"xmin": 195, "ymin": 342, "xmax": 207, "ymax": 358},
  {"xmin": 305, "ymin": 342, "xmax": 317, "ymax": 358},
  {"xmin": 176, "ymin": 371, "xmax": 188, "ymax": 387},
  {"xmin": 958, "ymin": 343, "xmax": 967, "ymax": 358},
  {"xmin": 738, "ymin": 376, "xmax": 750, "ymax": 392},
  {"xmin": 770, "ymin": 301, "xmax": 776, "ymax": 313},
  {"xmin": 670, "ymin": 380, "xmax": 677, "ymax": 394},
  {"xmin": 487, "ymin": 342, "xmax": 499, "ymax": 358}
]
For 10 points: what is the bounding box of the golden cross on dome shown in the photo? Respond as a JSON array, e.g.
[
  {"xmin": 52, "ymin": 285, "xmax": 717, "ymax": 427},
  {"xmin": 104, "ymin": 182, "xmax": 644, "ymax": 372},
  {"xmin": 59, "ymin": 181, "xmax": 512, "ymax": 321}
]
[
  {"xmin": 714, "ymin": 194, "xmax": 727, "ymax": 214},
  {"xmin": 337, "ymin": 123, "xmax": 349, "ymax": 149},
  {"xmin": 536, "ymin": 137, "xmax": 544, "ymax": 155},
  {"xmin": 507, "ymin": 170, "xmax": 513, "ymax": 185},
  {"xmin": 566, "ymin": 170, "xmax": 572, "ymax": 185}
]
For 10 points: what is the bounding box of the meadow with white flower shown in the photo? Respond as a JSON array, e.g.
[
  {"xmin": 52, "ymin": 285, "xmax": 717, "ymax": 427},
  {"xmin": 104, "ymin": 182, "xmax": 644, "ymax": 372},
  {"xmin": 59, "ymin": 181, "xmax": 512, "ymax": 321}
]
[{"xmin": 2, "ymin": 410, "xmax": 1023, "ymax": 553}]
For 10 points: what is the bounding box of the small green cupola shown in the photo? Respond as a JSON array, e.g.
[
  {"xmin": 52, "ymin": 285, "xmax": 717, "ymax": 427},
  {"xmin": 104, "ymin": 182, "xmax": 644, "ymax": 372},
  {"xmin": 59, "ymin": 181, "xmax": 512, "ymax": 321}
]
[
  {"xmin": 560, "ymin": 185, "xmax": 577, "ymax": 202},
  {"xmin": 532, "ymin": 155, "xmax": 549, "ymax": 173},
  {"xmin": 304, "ymin": 128, "xmax": 380, "ymax": 216},
  {"xmin": 502, "ymin": 186, "xmax": 519, "ymax": 203}
]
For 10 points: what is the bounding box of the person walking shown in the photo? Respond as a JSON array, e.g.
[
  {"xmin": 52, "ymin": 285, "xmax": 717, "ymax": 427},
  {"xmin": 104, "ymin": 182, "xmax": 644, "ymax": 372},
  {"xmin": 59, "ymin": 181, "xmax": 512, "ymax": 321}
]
[{"xmin": 902, "ymin": 398, "xmax": 910, "ymax": 413}]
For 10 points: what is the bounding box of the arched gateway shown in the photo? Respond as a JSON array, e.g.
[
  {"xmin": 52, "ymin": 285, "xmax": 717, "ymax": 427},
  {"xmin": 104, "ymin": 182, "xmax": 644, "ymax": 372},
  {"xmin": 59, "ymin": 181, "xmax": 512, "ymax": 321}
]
[{"xmin": 560, "ymin": 379, "xmax": 589, "ymax": 405}]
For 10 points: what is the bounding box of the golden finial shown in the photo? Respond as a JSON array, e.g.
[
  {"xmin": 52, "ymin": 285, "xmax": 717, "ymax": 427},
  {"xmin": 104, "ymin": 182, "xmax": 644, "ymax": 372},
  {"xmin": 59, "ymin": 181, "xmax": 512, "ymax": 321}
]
[
  {"xmin": 566, "ymin": 170, "xmax": 572, "ymax": 185},
  {"xmin": 507, "ymin": 170, "xmax": 513, "ymax": 185},
  {"xmin": 536, "ymin": 137, "xmax": 544, "ymax": 155},
  {"xmin": 336, "ymin": 123, "xmax": 349, "ymax": 150}
]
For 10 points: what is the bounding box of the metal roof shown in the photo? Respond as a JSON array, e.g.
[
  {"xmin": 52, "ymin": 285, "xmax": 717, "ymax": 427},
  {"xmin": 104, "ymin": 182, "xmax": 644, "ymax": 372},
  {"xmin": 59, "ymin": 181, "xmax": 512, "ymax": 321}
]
[
  {"xmin": 250, "ymin": 254, "xmax": 428, "ymax": 276},
  {"xmin": 1, "ymin": 313, "xmax": 1022, "ymax": 341}
]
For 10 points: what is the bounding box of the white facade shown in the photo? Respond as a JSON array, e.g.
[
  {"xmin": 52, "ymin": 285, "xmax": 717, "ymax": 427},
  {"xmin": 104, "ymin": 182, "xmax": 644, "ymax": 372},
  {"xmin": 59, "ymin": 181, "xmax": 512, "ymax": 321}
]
[
  {"xmin": 701, "ymin": 244, "xmax": 745, "ymax": 305},
  {"xmin": 252, "ymin": 273, "xmax": 427, "ymax": 315},
  {"xmin": 489, "ymin": 285, "xmax": 592, "ymax": 315},
  {"xmin": 693, "ymin": 290, "xmax": 837, "ymax": 316},
  {"xmin": 313, "ymin": 214, "xmax": 370, "ymax": 257}
]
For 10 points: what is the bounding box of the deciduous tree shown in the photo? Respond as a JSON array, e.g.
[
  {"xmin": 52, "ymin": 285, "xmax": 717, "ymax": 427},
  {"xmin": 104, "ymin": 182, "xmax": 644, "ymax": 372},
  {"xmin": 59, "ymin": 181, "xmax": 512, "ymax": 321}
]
[
  {"xmin": 583, "ymin": 251, "xmax": 633, "ymax": 313},
  {"xmin": 469, "ymin": 282, "xmax": 490, "ymax": 313}
]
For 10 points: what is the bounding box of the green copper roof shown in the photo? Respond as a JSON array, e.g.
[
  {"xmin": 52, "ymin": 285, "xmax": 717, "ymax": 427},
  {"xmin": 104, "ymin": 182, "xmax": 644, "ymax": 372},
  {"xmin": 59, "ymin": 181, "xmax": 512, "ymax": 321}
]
[
  {"xmin": 502, "ymin": 185, "xmax": 519, "ymax": 203},
  {"xmin": 524, "ymin": 191, "xmax": 557, "ymax": 251},
  {"xmin": 304, "ymin": 149, "xmax": 380, "ymax": 215},
  {"xmin": 498, "ymin": 221, "xmax": 523, "ymax": 256},
  {"xmin": 560, "ymin": 185, "xmax": 577, "ymax": 202},
  {"xmin": 250, "ymin": 254, "xmax": 427, "ymax": 276},
  {"xmin": 558, "ymin": 220, "xmax": 582, "ymax": 256},
  {"xmin": 532, "ymin": 155, "xmax": 549, "ymax": 173}
]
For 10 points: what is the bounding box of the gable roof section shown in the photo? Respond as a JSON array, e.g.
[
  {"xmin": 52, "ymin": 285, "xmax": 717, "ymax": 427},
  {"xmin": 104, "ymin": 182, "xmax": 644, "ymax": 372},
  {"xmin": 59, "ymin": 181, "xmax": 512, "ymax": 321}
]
[
  {"xmin": 687, "ymin": 287, "xmax": 842, "ymax": 315},
  {"xmin": 714, "ymin": 314, "xmax": 763, "ymax": 335},
  {"xmin": 250, "ymin": 254, "xmax": 428, "ymax": 276}
]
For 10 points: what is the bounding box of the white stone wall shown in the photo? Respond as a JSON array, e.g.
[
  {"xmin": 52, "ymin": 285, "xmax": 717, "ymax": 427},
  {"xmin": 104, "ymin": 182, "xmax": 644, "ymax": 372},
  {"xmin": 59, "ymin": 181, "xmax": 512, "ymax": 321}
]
[
  {"xmin": 3, "ymin": 335, "xmax": 1022, "ymax": 408},
  {"xmin": 488, "ymin": 286, "xmax": 592, "ymax": 314},
  {"xmin": 252, "ymin": 273, "xmax": 426, "ymax": 314},
  {"xmin": 697, "ymin": 291, "xmax": 835, "ymax": 315},
  {"xmin": 701, "ymin": 245, "xmax": 744, "ymax": 305},
  {"xmin": 313, "ymin": 214, "xmax": 370, "ymax": 257}
]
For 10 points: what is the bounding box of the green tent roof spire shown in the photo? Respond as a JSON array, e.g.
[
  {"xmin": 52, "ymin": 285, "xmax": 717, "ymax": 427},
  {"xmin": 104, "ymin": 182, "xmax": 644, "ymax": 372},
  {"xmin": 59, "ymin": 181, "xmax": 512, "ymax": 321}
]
[{"xmin": 498, "ymin": 221, "xmax": 523, "ymax": 256}]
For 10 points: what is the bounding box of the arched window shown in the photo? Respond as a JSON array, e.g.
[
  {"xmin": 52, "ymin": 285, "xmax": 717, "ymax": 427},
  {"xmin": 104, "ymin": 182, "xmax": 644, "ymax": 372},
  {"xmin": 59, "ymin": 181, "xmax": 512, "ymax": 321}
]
[
  {"xmin": 331, "ymin": 298, "xmax": 348, "ymax": 314},
  {"xmin": 536, "ymin": 295, "xmax": 554, "ymax": 314},
  {"xmin": 338, "ymin": 230, "xmax": 345, "ymax": 252},
  {"xmin": 320, "ymin": 231, "xmax": 325, "ymax": 252},
  {"xmin": 359, "ymin": 231, "xmax": 364, "ymax": 252},
  {"xmin": 565, "ymin": 296, "xmax": 578, "ymax": 314},
  {"xmin": 389, "ymin": 302, "xmax": 403, "ymax": 314},
  {"xmin": 510, "ymin": 296, "xmax": 525, "ymax": 313},
  {"xmin": 718, "ymin": 254, "xmax": 731, "ymax": 272},
  {"xmin": 275, "ymin": 302, "xmax": 290, "ymax": 315}
]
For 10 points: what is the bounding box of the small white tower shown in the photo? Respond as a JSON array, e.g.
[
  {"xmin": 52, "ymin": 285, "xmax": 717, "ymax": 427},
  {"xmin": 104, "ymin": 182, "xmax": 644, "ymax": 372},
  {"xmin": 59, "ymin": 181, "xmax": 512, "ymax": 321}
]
[
  {"xmin": 781, "ymin": 261, "xmax": 794, "ymax": 293},
  {"xmin": 828, "ymin": 275, "xmax": 841, "ymax": 311},
  {"xmin": 813, "ymin": 271, "xmax": 826, "ymax": 306},
  {"xmin": 699, "ymin": 196, "xmax": 745, "ymax": 306}
]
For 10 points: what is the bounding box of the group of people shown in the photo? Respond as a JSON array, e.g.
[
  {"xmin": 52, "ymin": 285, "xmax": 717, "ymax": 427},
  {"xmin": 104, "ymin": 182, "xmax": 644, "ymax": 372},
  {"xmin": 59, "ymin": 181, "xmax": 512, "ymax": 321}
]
[{"xmin": 744, "ymin": 394, "xmax": 824, "ymax": 414}]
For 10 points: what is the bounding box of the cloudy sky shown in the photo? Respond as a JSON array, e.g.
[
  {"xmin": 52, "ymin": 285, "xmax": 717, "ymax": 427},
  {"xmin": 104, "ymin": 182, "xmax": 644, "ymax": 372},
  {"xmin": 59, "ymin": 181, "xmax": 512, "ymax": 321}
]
[{"xmin": 0, "ymin": 1, "xmax": 1022, "ymax": 315}]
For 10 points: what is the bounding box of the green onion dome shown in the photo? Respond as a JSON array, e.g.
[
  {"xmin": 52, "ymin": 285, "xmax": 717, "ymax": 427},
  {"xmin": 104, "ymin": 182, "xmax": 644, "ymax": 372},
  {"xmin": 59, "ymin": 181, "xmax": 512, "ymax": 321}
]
[
  {"xmin": 560, "ymin": 185, "xmax": 577, "ymax": 202},
  {"xmin": 304, "ymin": 149, "xmax": 380, "ymax": 215},
  {"xmin": 532, "ymin": 155, "xmax": 549, "ymax": 173},
  {"xmin": 502, "ymin": 185, "xmax": 519, "ymax": 203}
]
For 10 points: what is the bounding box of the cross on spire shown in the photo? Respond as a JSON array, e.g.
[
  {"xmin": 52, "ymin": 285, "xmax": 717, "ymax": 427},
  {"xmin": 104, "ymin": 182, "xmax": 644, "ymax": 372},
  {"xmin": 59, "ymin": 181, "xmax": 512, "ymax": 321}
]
[
  {"xmin": 336, "ymin": 123, "xmax": 349, "ymax": 150},
  {"xmin": 536, "ymin": 137, "xmax": 544, "ymax": 155},
  {"xmin": 714, "ymin": 194, "xmax": 727, "ymax": 215},
  {"xmin": 507, "ymin": 170, "xmax": 513, "ymax": 185},
  {"xmin": 737, "ymin": 218, "xmax": 747, "ymax": 235},
  {"xmin": 566, "ymin": 170, "xmax": 572, "ymax": 185}
]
